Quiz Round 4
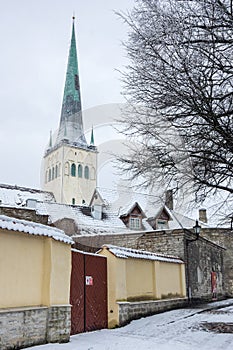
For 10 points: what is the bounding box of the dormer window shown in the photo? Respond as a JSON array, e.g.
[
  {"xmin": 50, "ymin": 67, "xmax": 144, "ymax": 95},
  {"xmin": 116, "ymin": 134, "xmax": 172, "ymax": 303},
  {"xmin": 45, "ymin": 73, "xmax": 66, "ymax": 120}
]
[
  {"xmin": 119, "ymin": 202, "xmax": 145, "ymax": 230},
  {"xmin": 156, "ymin": 219, "xmax": 168, "ymax": 229},
  {"xmin": 129, "ymin": 216, "xmax": 141, "ymax": 230}
]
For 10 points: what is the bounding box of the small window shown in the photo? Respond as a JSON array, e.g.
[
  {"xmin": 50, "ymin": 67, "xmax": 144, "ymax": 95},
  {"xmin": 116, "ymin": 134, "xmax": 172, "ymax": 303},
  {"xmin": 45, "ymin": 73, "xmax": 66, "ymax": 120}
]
[
  {"xmin": 55, "ymin": 164, "xmax": 58, "ymax": 178},
  {"xmin": 72, "ymin": 198, "xmax": 75, "ymax": 205},
  {"xmin": 156, "ymin": 220, "xmax": 168, "ymax": 229},
  {"xmin": 129, "ymin": 217, "xmax": 141, "ymax": 230},
  {"xmin": 49, "ymin": 169, "xmax": 52, "ymax": 182},
  {"xmin": 78, "ymin": 164, "xmax": 83, "ymax": 178},
  {"xmin": 71, "ymin": 163, "xmax": 76, "ymax": 177},
  {"xmin": 52, "ymin": 167, "xmax": 55, "ymax": 180},
  {"xmin": 84, "ymin": 166, "xmax": 89, "ymax": 179}
]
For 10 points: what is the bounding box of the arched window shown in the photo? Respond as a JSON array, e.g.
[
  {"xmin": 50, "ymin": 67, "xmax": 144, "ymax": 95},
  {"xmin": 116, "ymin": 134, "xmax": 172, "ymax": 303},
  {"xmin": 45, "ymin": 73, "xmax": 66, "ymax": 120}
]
[
  {"xmin": 78, "ymin": 164, "xmax": 83, "ymax": 178},
  {"xmin": 55, "ymin": 164, "xmax": 58, "ymax": 178},
  {"xmin": 71, "ymin": 163, "xmax": 76, "ymax": 177},
  {"xmin": 49, "ymin": 169, "xmax": 52, "ymax": 182},
  {"xmin": 90, "ymin": 167, "xmax": 95, "ymax": 180},
  {"xmin": 84, "ymin": 166, "xmax": 89, "ymax": 179},
  {"xmin": 64, "ymin": 162, "xmax": 69, "ymax": 175},
  {"xmin": 52, "ymin": 167, "xmax": 55, "ymax": 180}
]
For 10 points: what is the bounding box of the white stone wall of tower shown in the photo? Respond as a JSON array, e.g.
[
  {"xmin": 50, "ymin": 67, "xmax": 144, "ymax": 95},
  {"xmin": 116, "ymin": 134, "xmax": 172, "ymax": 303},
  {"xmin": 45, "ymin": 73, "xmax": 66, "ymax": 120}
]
[{"xmin": 43, "ymin": 145, "xmax": 97, "ymax": 205}]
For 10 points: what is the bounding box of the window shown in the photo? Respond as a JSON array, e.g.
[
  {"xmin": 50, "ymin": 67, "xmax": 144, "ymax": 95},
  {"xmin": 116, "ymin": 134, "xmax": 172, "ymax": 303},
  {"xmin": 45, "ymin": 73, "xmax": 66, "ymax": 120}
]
[
  {"xmin": 84, "ymin": 166, "xmax": 89, "ymax": 179},
  {"xmin": 52, "ymin": 167, "xmax": 55, "ymax": 180},
  {"xmin": 78, "ymin": 164, "xmax": 83, "ymax": 178},
  {"xmin": 156, "ymin": 220, "xmax": 168, "ymax": 229},
  {"xmin": 129, "ymin": 217, "xmax": 141, "ymax": 230},
  {"xmin": 55, "ymin": 164, "xmax": 58, "ymax": 178},
  {"xmin": 71, "ymin": 163, "xmax": 76, "ymax": 177},
  {"xmin": 72, "ymin": 198, "xmax": 75, "ymax": 205},
  {"xmin": 49, "ymin": 169, "xmax": 52, "ymax": 182}
]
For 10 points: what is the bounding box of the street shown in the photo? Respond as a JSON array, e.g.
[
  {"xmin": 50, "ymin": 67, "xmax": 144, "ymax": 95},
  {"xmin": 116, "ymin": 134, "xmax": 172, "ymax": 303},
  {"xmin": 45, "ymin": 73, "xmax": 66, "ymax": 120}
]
[{"xmin": 28, "ymin": 299, "xmax": 233, "ymax": 350}]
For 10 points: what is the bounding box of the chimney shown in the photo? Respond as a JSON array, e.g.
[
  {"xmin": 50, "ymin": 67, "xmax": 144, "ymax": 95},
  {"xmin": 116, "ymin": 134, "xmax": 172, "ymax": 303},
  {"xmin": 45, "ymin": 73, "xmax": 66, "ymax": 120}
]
[
  {"xmin": 199, "ymin": 209, "xmax": 207, "ymax": 223},
  {"xmin": 165, "ymin": 190, "xmax": 173, "ymax": 210}
]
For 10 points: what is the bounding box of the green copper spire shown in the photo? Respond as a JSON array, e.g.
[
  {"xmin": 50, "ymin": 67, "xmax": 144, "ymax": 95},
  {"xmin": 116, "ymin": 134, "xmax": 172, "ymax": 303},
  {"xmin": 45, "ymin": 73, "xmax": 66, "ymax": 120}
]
[
  {"xmin": 49, "ymin": 130, "xmax": 52, "ymax": 148},
  {"xmin": 90, "ymin": 126, "xmax": 95, "ymax": 146},
  {"xmin": 62, "ymin": 18, "xmax": 81, "ymax": 113},
  {"xmin": 56, "ymin": 17, "xmax": 87, "ymax": 147}
]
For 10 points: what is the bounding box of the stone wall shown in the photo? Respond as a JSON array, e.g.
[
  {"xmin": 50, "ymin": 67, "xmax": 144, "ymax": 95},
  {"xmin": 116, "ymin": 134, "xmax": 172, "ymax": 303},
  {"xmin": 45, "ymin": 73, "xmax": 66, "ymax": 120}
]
[
  {"xmin": 0, "ymin": 305, "xmax": 71, "ymax": 349},
  {"xmin": 73, "ymin": 232, "xmax": 143, "ymax": 252},
  {"xmin": 118, "ymin": 298, "xmax": 188, "ymax": 326},
  {"xmin": 185, "ymin": 234, "xmax": 225, "ymax": 301},
  {"xmin": 201, "ymin": 228, "xmax": 233, "ymax": 296},
  {"xmin": 0, "ymin": 206, "xmax": 49, "ymax": 225}
]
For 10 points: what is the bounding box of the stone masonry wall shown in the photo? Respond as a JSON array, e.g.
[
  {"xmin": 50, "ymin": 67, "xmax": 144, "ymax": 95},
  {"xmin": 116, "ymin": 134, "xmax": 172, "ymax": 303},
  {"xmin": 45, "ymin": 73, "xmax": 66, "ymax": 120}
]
[
  {"xmin": 0, "ymin": 305, "xmax": 71, "ymax": 349},
  {"xmin": 73, "ymin": 232, "xmax": 144, "ymax": 252},
  {"xmin": 201, "ymin": 228, "xmax": 233, "ymax": 296},
  {"xmin": 74, "ymin": 230, "xmax": 186, "ymax": 258},
  {"xmin": 185, "ymin": 234, "xmax": 225, "ymax": 301},
  {"xmin": 0, "ymin": 206, "xmax": 49, "ymax": 225},
  {"xmin": 118, "ymin": 298, "xmax": 188, "ymax": 326}
]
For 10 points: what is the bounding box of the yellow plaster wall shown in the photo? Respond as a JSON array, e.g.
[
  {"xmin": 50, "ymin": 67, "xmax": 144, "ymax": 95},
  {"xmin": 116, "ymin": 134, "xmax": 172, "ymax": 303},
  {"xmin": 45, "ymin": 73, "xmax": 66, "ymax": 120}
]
[
  {"xmin": 0, "ymin": 228, "xmax": 72, "ymax": 309},
  {"xmin": 157, "ymin": 262, "xmax": 185, "ymax": 298},
  {"xmin": 49, "ymin": 240, "xmax": 71, "ymax": 305},
  {"xmin": 126, "ymin": 259, "xmax": 154, "ymax": 300},
  {"xmin": 98, "ymin": 247, "xmax": 186, "ymax": 328},
  {"xmin": 0, "ymin": 230, "xmax": 44, "ymax": 308},
  {"xmin": 98, "ymin": 249, "xmax": 127, "ymax": 328}
]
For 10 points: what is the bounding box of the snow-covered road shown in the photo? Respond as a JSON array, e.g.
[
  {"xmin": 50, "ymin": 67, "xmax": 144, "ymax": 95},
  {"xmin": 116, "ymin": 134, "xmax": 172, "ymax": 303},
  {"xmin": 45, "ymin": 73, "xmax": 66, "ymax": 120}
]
[{"xmin": 28, "ymin": 299, "xmax": 233, "ymax": 350}]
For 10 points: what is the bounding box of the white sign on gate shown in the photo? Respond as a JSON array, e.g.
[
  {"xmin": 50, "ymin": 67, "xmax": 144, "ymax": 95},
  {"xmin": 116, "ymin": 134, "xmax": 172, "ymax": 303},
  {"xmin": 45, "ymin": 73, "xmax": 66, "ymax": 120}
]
[{"xmin": 86, "ymin": 276, "xmax": 93, "ymax": 286}]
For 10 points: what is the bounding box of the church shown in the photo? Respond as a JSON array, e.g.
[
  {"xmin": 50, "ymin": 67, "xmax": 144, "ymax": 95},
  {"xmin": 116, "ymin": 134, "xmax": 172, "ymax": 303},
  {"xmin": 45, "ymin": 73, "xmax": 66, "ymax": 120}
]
[{"xmin": 42, "ymin": 17, "xmax": 97, "ymax": 206}]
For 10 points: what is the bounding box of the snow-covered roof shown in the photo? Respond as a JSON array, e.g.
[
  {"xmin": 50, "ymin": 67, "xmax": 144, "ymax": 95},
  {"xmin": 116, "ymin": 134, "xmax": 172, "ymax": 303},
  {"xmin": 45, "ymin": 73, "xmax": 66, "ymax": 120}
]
[
  {"xmin": 102, "ymin": 244, "xmax": 184, "ymax": 264},
  {"xmin": 0, "ymin": 183, "xmax": 55, "ymax": 207},
  {"xmin": 0, "ymin": 215, "xmax": 73, "ymax": 245},
  {"xmin": 0, "ymin": 183, "xmax": 217, "ymax": 236},
  {"xmin": 36, "ymin": 201, "xmax": 129, "ymax": 236},
  {"xmin": 95, "ymin": 187, "xmax": 201, "ymax": 231}
]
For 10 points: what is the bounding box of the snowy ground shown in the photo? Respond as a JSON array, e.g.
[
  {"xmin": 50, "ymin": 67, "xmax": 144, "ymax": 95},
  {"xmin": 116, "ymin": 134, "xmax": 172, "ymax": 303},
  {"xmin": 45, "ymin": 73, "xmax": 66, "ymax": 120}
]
[{"xmin": 28, "ymin": 299, "xmax": 233, "ymax": 350}]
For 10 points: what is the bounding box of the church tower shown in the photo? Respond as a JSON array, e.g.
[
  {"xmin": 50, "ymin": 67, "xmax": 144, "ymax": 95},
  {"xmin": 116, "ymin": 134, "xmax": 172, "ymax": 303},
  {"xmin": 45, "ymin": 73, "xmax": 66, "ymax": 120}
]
[{"xmin": 42, "ymin": 18, "xmax": 97, "ymax": 205}]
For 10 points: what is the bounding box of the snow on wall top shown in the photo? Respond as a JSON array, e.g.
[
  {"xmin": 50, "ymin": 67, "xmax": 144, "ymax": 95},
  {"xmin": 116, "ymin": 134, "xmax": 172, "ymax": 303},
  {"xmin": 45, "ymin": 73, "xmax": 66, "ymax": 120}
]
[
  {"xmin": 103, "ymin": 244, "xmax": 184, "ymax": 264},
  {"xmin": 0, "ymin": 215, "xmax": 73, "ymax": 245}
]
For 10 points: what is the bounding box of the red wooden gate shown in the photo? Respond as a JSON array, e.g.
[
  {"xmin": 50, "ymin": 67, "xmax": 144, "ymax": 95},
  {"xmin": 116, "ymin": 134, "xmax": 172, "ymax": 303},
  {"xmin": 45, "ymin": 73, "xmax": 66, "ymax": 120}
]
[{"xmin": 70, "ymin": 250, "xmax": 108, "ymax": 335}]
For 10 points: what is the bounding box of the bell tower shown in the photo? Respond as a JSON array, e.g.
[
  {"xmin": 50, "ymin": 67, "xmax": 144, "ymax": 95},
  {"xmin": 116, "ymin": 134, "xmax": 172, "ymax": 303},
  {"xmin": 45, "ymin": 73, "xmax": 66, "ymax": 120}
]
[{"xmin": 42, "ymin": 17, "xmax": 97, "ymax": 205}]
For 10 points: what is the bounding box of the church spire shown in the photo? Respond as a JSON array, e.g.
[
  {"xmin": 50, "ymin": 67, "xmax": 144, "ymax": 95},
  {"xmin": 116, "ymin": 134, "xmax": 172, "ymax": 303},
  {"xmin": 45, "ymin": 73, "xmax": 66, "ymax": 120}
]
[
  {"xmin": 90, "ymin": 126, "xmax": 95, "ymax": 146},
  {"xmin": 55, "ymin": 17, "xmax": 87, "ymax": 147}
]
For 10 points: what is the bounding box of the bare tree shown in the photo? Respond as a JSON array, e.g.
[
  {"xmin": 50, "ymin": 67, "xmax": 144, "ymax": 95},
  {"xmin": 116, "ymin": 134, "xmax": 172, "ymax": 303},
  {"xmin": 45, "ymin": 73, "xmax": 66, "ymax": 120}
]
[{"xmin": 118, "ymin": 0, "xmax": 233, "ymax": 204}]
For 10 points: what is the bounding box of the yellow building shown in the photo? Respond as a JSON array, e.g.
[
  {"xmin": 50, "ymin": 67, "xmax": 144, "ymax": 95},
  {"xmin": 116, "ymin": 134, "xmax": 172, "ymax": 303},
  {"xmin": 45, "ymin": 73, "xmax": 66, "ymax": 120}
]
[
  {"xmin": 0, "ymin": 215, "xmax": 73, "ymax": 349},
  {"xmin": 98, "ymin": 244, "xmax": 186, "ymax": 328}
]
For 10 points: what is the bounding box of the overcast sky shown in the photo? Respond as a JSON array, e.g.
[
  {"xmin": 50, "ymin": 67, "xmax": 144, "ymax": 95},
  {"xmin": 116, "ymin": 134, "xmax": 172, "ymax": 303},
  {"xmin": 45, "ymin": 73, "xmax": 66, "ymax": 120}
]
[{"xmin": 0, "ymin": 0, "xmax": 135, "ymax": 189}]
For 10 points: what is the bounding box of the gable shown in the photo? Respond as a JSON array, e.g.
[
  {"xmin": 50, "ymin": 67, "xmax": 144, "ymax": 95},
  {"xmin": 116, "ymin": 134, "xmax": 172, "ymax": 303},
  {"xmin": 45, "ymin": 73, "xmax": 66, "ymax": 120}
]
[{"xmin": 157, "ymin": 208, "xmax": 170, "ymax": 221}]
